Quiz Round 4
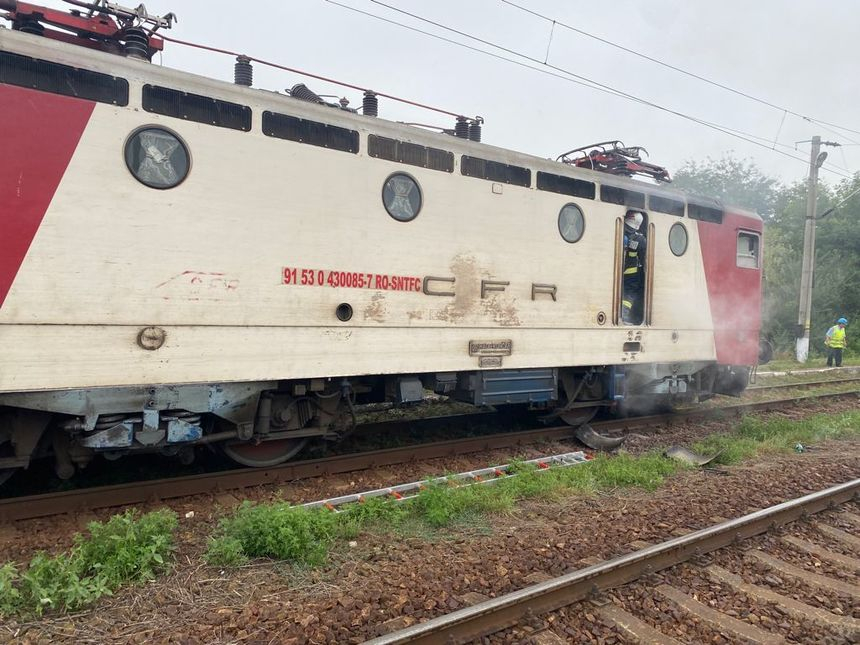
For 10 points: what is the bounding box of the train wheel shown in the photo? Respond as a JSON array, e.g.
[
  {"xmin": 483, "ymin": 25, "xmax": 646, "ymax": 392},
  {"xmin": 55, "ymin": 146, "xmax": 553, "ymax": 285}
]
[
  {"xmin": 559, "ymin": 406, "xmax": 598, "ymax": 427},
  {"xmin": 222, "ymin": 438, "xmax": 308, "ymax": 468}
]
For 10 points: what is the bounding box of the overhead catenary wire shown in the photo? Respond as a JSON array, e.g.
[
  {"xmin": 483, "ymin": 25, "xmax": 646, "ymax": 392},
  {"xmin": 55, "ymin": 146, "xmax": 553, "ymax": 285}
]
[
  {"xmin": 345, "ymin": 0, "xmax": 853, "ymax": 179},
  {"xmin": 157, "ymin": 33, "xmax": 467, "ymax": 119},
  {"xmin": 500, "ymin": 0, "xmax": 860, "ymax": 145}
]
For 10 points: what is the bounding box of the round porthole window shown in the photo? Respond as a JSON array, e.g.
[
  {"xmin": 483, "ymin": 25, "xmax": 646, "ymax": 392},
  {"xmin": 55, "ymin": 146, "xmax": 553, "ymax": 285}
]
[
  {"xmin": 124, "ymin": 127, "xmax": 190, "ymax": 189},
  {"xmin": 558, "ymin": 203, "xmax": 585, "ymax": 243},
  {"xmin": 382, "ymin": 173, "xmax": 422, "ymax": 222},
  {"xmin": 669, "ymin": 222, "xmax": 688, "ymax": 256}
]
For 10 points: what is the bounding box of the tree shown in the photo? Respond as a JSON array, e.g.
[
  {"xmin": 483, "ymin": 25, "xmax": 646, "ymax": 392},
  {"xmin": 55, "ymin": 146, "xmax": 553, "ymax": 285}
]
[
  {"xmin": 809, "ymin": 175, "xmax": 860, "ymax": 354},
  {"xmin": 672, "ymin": 155, "xmax": 781, "ymax": 217}
]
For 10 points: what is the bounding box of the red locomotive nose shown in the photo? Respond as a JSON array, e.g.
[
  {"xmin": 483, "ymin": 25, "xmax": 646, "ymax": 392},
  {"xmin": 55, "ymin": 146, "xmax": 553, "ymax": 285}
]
[{"xmin": 0, "ymin": 85, "xmax": 95, "ymax": 309}]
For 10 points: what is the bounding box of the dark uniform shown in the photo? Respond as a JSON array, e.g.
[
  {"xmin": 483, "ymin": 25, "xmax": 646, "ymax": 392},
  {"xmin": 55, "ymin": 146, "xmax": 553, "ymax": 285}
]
[{"xmin": 622, "ymin": 219, "xmax": 646, "ymax": 324}]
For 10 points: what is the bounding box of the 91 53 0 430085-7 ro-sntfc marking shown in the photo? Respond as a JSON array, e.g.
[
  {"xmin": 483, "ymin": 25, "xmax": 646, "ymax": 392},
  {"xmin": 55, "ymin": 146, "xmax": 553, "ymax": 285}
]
[{"xmin": 281, "ymin": 267, "xmax": 558, "ymax": 301}]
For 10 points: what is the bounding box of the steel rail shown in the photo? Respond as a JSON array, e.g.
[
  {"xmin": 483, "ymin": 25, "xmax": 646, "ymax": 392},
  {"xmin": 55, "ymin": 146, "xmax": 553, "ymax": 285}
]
[
  {"xmin": 748, "ymin": 376, "xmax": 860, "ymax": 391},
  {"xmin": 364, "ymin": 478, "xmax": 860, "ymax": 644},
  {"xmin": 0, "ymin": 389, "xmax": 857, "ymax": 522}
]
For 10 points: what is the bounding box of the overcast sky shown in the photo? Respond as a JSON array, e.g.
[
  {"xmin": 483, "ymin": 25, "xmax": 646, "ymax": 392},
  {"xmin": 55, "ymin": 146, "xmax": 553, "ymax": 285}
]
[{"xmin": 36, "ymin": 1, "xmax": 860, "ymax": 186}]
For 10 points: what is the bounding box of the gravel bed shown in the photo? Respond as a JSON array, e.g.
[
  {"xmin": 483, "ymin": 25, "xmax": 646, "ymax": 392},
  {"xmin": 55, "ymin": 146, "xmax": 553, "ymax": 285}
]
[
  {"xmin": 612, "ymin": 574, "xmax": 745, "ymax": 644},
  {"xmin": 490, "ymin": 508, "xmax": 859, "ymax": 645},
  {"xmin": 756, "ymin": 531, "xmax": 860, "ymax": 584},
  {"xmin": 660, "ymin": 561, "xmax": 839, "ymax": 643},
  {"xmin": 719, "ymin": 548, "xmax": 857, "ymax": 618},
  {"xmin": 4, "ymin": 437, "xmax": 858, "ymax": 645},
  {"xmin": 786, "ymin": 520, "xmax": 860, "ymax": 559},
  {"xmin": 486, "ymin": 601, "xmax": 623, "ymax": 644}
]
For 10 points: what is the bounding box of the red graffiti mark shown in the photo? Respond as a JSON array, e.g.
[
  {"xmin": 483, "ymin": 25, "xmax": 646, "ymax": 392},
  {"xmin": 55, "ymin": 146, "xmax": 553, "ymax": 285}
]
[
  {"xmin": 0, "ymin": 85, "xmax": 95, "ymax": 308},
  {"xmin": 155, "ymin": 270, "xmax": 239, "ymax": 298},
  {"xmin": 155, "ymin": 270, "xmax": 226, "ymax": 289}
]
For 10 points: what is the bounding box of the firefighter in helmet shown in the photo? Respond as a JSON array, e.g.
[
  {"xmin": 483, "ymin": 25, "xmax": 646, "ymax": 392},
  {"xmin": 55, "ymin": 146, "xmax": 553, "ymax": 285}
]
[{"xmin": 622, "ymin": 210, "xmax": 646, "ymax": 324}]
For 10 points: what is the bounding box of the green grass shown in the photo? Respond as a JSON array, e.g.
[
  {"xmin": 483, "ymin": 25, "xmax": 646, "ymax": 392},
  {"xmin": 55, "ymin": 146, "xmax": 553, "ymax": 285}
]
[
  {"xmin": 692, "ymin": 409, "xmax": 860, "ymax": 465},
  {"xmin": 207, "ymin": 409, "xmax": 860, "ymax": 568},
  {"xmin": 0, "ymin": 509, "xmax": 177, "ymax": 617},
  {"xmin": 763, "ymin": 355, "xmax": 860, "ymax": 372}
]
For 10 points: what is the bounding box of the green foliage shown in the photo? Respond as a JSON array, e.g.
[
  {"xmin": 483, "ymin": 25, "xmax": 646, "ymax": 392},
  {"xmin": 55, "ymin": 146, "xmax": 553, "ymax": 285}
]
[
  {"xmin": 204, "ymin": 535, "xmax": 248, "ymax": 567},
  {"xmin": 75, "ymin": 508, "xmax": 176, "ymax": 588},
  {"xmin": 208, "ymin": 501, "xmax": 338, "ymax": 567},
  {"xmin": 0, "ymin": 563, "xmax": 21, "ymax": 616},
  {"xmin": 0, "ymin": 509, "xmax": 177, "ymax": 617}
]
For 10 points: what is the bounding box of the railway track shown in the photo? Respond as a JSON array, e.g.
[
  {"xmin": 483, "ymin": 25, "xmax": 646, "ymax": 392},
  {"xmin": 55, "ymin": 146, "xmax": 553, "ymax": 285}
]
[
  {"xmin": 365, "ymin": 478, "xmax": 860, "ymax": 644},
  {"xmin": 748, "ymin": 375, "xmax": 860, "ymax": 391},
  {"xmin": 0, "ymin": 388, "xmax": 857, "ymax": 523}
]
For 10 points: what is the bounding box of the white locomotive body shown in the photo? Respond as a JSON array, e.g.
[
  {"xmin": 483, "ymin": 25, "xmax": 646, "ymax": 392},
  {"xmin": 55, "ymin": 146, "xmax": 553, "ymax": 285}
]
[{"xmin": 0, "ymin": 7, "xmax": 763, "ymax": 479}]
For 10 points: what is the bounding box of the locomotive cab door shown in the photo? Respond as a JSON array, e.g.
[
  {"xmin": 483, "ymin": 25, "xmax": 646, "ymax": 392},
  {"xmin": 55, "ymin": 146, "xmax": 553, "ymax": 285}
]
[{"xmin": 613, "ymin": 210, "xmax": 652, "ymax": 326}]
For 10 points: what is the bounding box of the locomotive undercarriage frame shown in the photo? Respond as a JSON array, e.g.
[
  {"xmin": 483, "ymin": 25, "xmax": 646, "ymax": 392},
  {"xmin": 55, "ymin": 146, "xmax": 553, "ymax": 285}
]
[
  {"xmin": 0, "ymin": 380, "xmax": 354, "ymax": 476},
  {"xmin": 0, "ymin": 360, "xmax": 750, "ymax": 482}
]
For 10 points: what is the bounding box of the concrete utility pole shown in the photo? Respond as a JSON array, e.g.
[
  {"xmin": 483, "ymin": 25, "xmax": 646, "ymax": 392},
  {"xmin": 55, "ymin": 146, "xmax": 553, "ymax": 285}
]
[{"xmin": 795, "ymin": 136, "xmax": 828, "ymax": 362}]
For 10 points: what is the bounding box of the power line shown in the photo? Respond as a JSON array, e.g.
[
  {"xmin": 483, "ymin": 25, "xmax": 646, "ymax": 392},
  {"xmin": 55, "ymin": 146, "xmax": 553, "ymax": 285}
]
[
  {"xmin": 343, "ymin": 0, "xmax": 853, "ymax": 179},
  {"xmin": 323, "ymin": 2, "xmax": 632, "ymax": 101},
  {"xmin": 500, "ymin": 0, "xmax": 860, "ymax": 145}
]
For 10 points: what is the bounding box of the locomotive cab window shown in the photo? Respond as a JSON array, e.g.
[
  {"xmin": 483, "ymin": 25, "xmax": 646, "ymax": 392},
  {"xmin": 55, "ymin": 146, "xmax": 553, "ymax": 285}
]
[{"xmin": 737, "ymin": 231, "xmax": 760, "ymax": 269}]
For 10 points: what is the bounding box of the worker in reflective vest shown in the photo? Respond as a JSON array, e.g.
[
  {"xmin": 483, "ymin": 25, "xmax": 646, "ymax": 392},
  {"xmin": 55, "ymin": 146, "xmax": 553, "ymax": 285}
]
[
  {"xmin": 825, "ymin": 317, "xmax": 848, "ymax": 367},
  {"xmin": 622, "ymin": 211, "xmax": 646, "ymax": 324}
]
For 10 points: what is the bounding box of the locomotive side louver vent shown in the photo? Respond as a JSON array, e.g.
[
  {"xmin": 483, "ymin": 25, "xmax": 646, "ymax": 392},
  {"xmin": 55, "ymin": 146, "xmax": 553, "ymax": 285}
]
[
  {"xmin": 263, "ymin": 111, "xmax": 359, "ymax": 153},
  {"xmin": 461, "ymin": 156, "xmax": 530, "ymax": 187},
  {"xmin": 649, "ymin": 195, "xmax": 686, "ymax": 217},
  {"xmin": 368, "ymin": 135, "xmax": 454, "ymax": 173},
  {"xmin": 143, "ymin": 85, "xmax": 251, "ymax": 131},
  {"xmin": 536, "ymin": 172, "xmax": 595, "ymax": 200},
  {"xmin": 688, "ymin": 202, "xmax": 724, "ymax": 224},
  {"xmin": 599, "ymin": 185, "xmax": 646, "ymax": 209},
  {"xmin": 0, "ymin": 52, "xmax": 128, "ymax": 105}
]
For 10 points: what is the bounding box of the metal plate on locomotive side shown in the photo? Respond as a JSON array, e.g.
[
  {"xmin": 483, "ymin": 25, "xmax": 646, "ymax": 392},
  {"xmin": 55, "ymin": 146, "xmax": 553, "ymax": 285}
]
[{"xmin": 468, "ymin": 339, "xmax": 513, "ymax": 356}]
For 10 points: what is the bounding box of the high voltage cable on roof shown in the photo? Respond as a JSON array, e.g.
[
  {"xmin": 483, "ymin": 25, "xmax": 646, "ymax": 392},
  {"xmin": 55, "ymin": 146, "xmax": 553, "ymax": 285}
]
[
  {"xmin": 500, "ymin": 0, "xmax": 860, "ymax": 144},
  {"xmin": 336, "ymin": 0, "xmax": 853, "ymax": 179}
]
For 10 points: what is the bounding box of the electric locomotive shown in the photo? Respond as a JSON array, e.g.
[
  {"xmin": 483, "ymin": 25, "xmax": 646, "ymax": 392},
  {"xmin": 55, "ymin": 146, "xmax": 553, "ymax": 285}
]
[{"xmin": 0, "ymin": 0, "xmax": 763, "ymax": 485}]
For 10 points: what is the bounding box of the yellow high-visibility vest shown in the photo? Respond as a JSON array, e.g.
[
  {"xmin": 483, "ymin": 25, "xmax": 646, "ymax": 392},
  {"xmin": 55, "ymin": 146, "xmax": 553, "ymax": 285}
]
[{"xmin": 826, "ymin": 326, "xmax": 846, "ymax": 348}]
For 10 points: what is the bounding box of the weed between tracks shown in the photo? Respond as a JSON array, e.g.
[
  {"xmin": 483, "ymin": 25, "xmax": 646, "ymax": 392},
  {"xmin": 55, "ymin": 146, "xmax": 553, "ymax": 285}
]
[
  {"xmin": 204, "ymin": 453, "xmax": 679, "ymax": 567},
  {"xmin": 207, "ymin": 409, "xmax": 860, "ymax": 568},
  {"xmin": 0, "ymin": 509, "xmax": 176, "ymax": 618},
  {"xmin": 693, "ymin": 408, "xmax": 860, "ymax": 464}
]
